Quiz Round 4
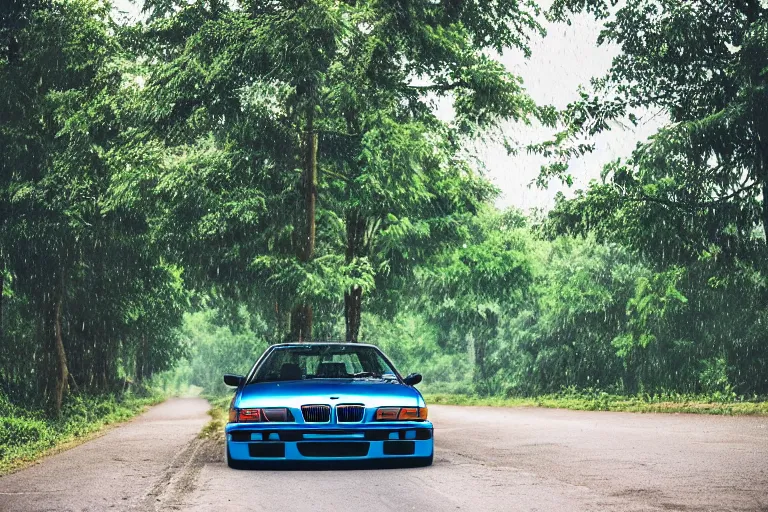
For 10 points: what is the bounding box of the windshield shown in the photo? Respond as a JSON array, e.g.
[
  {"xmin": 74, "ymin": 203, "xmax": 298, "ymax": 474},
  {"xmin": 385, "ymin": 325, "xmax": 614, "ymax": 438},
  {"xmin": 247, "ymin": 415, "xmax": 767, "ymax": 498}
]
[{"xmin": 251, "ymin": 346, "xmax": 398, "ymax": 383}]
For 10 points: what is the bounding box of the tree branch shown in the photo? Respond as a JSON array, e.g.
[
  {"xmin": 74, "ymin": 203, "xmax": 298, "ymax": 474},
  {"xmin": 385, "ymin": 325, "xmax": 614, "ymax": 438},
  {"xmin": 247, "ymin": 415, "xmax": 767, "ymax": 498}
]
[
  {"xmin": 406, "ymin": 81, "xmax": 469, "ymax": 92},
  {"xmin": 626, "ymin": 181, "xmax": 760, "ymax": 211}
]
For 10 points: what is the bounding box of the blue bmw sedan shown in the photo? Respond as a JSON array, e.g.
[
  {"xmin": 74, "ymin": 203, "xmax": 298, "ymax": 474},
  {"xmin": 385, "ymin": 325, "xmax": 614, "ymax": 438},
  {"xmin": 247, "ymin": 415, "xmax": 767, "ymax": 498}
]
[{"xmin": 223, "ymin": 342, "xmax": 433, "ymax": 469}]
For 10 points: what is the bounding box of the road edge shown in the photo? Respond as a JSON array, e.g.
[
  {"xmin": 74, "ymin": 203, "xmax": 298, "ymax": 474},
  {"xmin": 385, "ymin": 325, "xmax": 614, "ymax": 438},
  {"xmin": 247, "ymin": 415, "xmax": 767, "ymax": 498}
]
[{"xmin": 424, "ymin": 393, "xmax": 768, "ymax": 416}]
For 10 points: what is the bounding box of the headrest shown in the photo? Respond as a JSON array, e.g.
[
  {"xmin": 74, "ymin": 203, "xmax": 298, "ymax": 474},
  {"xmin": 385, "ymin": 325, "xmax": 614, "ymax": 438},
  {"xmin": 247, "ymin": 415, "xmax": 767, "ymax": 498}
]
[
  {"xmin": 315, "ymin": 361, "xmax": 348, "ymax": 378},
  {"xmin": 279, "ymin": 363, "xmax": 302, "ymax": 381}
]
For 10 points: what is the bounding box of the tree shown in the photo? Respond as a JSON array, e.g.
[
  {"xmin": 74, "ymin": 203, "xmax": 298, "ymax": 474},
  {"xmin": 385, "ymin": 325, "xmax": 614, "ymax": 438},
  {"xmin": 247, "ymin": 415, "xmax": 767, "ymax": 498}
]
[
  {"xmin": 529, "ymin": 1, "xmax": 768, "ymax": 395},
  {"xmin": 0, "ymin": 0, "xmax": 124, "ymax": 413},
  {"xmin": 544, "ymin": 0, "xmax": 768, "ymax": 247},
  {"xmin": 137, "ymin": 0, "xmax": 552, "ymax": 342},
  {"xmin": 0, "ymin": 0, "xmax": 187, "ymax": 413},
  {"xmin": 416, "ymin": 209, "xmax": 533, "ymax": 393},
  {"xmin": 0, "ymin": 0, "xmax": 49, "ymax": 63}
]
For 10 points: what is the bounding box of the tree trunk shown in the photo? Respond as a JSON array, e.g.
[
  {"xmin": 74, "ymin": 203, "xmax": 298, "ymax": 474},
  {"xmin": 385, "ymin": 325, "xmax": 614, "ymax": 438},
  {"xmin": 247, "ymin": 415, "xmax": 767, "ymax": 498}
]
[
  {"xmin": 752, "ymin": 85, "xmax": 768, "ymax": 243},
  {"xmin": 136, "ymin": 334, "xmax": 148, "ymax": 383},
  {"xmin": 135, "ymin": 339, "xmax": 143, "ymax": 384},
  {"xmin": 473, "ymin": 334, "xmax": 487, "ymax": 385},
  {"xmin": 761, "ymin": 160, "xmax": 768, "ymax": 243},
  {"xmin": 273, "ymin": 300, "xmax": 291, "ymax": 344},
  {"xmin": 36, "ymin": 312, "xmax": 51, "ymax": 400},
  {"xmin": 344, "ymin": 212, "xmax": 366, "ymax": 342},
  {"xmin": 289, "ymin": 304, "xmax": 313, "ymax": 342},
  {"xmin": 344, "ymin": 286, "xmax": 363, "ymax": 342},
  {"xmin": 301, "ymin": 115, "xmax": 317, "ymax": 264},
  {"xmin": 291, "ymin": 111, "xmax": 318, "ymax": 342},
  {"xmin": 0, "ymin": 253, "xmax": 4, "ymax": 343},
  {"xmin": 52, "ymin": 291, "xmax": 69, "ymax": 416}
]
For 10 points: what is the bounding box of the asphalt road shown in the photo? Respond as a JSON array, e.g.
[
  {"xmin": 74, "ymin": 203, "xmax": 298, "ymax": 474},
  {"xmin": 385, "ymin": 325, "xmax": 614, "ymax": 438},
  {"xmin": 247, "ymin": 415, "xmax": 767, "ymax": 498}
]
[{"xmin": 1, "ymin": 398, "xmax": 766, "ymax": 512}]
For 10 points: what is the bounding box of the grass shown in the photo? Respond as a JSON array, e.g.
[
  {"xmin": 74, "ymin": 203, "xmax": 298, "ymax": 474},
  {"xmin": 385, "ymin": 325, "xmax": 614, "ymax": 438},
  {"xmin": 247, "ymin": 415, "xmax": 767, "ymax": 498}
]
[
  {"xmin": 0, "ymin": 391, "xmax": 164, "ymax": 475},
  {"xmin": 424, "ymin": 392, "xmax": 768, "ymax": 415},
  {"xmin": 199, "ymin": 395, "xmax": 230, "ymax": 442}
]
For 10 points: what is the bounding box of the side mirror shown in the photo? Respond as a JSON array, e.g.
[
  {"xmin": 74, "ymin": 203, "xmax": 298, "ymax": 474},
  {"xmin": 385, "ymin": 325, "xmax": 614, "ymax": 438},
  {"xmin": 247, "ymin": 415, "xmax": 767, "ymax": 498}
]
[
  {"xmin": 403, "ymin": 373, "xmax": 422, "ymax": 386},
  {"xmin": 223, "ymin": 374, "xmax": 245, "ymax": 387}
]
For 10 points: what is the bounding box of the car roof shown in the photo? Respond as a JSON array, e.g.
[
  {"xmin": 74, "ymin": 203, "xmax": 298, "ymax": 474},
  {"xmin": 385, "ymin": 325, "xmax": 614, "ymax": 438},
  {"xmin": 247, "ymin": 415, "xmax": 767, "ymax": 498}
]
[{"xmin": 269, "ymin": 342, "xmax": 379, "ymax": 349}]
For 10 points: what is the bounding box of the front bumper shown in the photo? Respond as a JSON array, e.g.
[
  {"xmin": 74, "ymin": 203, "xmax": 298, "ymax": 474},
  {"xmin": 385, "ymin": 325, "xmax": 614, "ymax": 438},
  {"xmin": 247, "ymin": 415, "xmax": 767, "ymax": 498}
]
[{"xmin": 226, "ymin": 421, "xmax": 433, "ymax": 462}]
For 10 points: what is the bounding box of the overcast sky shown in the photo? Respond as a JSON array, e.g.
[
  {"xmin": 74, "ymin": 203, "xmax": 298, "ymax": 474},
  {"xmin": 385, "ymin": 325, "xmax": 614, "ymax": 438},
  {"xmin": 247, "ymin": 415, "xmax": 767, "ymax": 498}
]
[
  {"xmin": 112, "ymin": 0, "xmax": 664, "ymax": 211},
  {"xmin": 482, "ymin": 11, "xmax": 664, "ymax": 211}
]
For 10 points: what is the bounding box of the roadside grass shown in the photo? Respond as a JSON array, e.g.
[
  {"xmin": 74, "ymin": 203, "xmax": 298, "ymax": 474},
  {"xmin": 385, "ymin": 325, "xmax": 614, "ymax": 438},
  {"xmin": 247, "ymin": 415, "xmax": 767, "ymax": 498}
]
[
  {"xmin": 0, "ymin": 391, "xmax": 164, "ymax": 475},
  {"xmin": 424, "ymin": 392, "xmax": 768, "ymax": 415},
  {"xmin": 199, "ymin": 395, "xmax": 230, "ymax": 442}
]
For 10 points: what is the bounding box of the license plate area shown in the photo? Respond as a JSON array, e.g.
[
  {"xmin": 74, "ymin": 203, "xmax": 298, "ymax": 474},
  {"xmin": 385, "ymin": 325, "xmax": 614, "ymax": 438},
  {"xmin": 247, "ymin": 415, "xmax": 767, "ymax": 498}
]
[
  {"xmin": 297, "ymin": 442, "xmax": 370, "ymax": 457},
  {"xmin": 248, "ymin": 443, "xmax": 285, "ymax": 458}
]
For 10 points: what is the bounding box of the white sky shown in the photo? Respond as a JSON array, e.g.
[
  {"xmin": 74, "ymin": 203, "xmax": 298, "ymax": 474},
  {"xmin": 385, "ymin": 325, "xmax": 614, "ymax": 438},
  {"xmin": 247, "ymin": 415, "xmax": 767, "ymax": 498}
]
[
  {"xmin": 112, "ymin": 0, "xmax": 664, "ymax": 211},
  {"xmin": 482, "ymin": 12, "xmax": 664, "ymax": 211}
]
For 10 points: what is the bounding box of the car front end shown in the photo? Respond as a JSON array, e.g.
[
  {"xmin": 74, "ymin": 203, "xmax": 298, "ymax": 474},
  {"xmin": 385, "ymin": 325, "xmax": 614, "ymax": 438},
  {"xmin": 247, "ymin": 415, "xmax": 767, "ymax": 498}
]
[{"xmin": 224, "ymin": 344, "xmax": 434, "ymax": 468}]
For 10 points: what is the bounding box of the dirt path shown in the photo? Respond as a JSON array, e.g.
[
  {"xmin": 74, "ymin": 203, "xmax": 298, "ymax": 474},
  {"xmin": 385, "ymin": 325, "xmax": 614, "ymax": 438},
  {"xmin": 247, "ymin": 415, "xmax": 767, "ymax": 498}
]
[{"xmin": 2, "ymin": 401, "xmax": 767, "ymax": 511}]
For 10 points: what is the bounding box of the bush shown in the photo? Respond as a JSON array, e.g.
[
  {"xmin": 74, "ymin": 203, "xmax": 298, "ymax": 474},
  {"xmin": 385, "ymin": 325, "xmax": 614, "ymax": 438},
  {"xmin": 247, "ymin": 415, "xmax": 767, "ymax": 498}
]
[
  {"xmin": 0, "ymin": 390, "xmax": 162, "ymax": 473},
  {"xmin": 0, "ymin": 417, "xmax": 49, "ymax": 446}
]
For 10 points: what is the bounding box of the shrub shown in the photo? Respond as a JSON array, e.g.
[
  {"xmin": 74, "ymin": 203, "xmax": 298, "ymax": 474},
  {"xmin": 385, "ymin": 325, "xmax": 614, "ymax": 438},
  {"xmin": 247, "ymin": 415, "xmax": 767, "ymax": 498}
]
[{"xmin": 0, "ymin": 417, "xmax": 50, "ymax": 447}]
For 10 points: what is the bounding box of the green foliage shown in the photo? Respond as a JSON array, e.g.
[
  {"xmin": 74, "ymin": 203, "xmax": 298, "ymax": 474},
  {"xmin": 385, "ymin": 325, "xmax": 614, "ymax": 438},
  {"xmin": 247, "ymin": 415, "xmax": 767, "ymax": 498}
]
[
  {"xmin": 133, "ymin": 0, "xmax": 547, "ymax": 342},
  {"xmin": 514, "ymin": 236, "xmax": 640, "ymax": 394},
  {"xmin": 413, "ymin": 209, "xmax": 534, "ymax": 391},
  {"xmin": 182, "ymin": 309, "xmax": 269, "ymax": 395},
  {"xmin": 362, "ymin": 313, "xmax": 474, "ymax": 395},
  {"xmin": 3, "ymin": 0, "xmax": 768, "ymax": 439},
  {"xmin": 514, "ymin": 0, "xmax": 768, "ymax": 400},
  {"xmin": 0, "ymin": 417, "xmax": 48, "ymax": 449},
  {"xmin": 156, "ymin": 309, "xmax": 270, "ymax": 396},
  {"xmin": 0, "ymin": 0, "xmax": 188, "ymax": 413},
  {"xmin": 360, "ymin": 214, "xmax": 768, "ymax": 399}
]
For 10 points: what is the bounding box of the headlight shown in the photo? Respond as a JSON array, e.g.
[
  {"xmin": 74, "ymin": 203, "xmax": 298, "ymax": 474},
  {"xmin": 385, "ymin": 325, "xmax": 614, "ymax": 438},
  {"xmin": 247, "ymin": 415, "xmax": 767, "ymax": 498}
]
[
  {"xmin": 229, "ymin": 407, "xmax": 294, "ymax": 423},
  {"xmin": 375, "ymin": 407, "xmax": 428, "ymax": 421}
]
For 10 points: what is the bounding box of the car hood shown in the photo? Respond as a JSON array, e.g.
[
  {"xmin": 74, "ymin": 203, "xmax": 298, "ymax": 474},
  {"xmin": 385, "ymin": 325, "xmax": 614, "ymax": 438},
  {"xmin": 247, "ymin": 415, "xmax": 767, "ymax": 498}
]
[{"xmin": 236, "ymin": 379, "xmax": 424, "ymax": 409}]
